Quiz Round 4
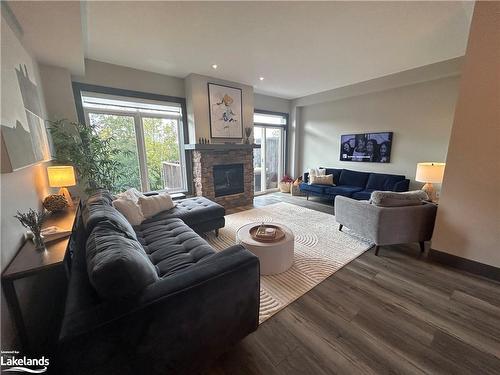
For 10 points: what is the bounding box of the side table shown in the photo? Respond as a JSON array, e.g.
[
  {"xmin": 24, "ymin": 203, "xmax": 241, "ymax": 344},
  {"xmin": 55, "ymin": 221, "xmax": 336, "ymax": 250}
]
[{"xmin": 1, "ymin": 201, "xmax": 80, "ymax": 352}]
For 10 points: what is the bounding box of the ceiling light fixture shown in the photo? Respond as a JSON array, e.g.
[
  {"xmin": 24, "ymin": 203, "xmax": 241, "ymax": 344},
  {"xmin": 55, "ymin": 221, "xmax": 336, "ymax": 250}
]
[
  {"xmin": 212, "ymin": 64, "xmax": 218, "ymax": 70},
  {"xmin": 259, "ymin": 77, "xmax": 264, "ymax": 81}
]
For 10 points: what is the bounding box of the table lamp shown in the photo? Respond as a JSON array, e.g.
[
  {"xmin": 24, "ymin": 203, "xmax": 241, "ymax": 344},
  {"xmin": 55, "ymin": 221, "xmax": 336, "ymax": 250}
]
[
  {"xmin": 47, "ymin": 166, "xmax": 76, "ymax": 207},
  {"xmin": 415, "ymin": 162, "xmax": 445, "ymax": 203}
]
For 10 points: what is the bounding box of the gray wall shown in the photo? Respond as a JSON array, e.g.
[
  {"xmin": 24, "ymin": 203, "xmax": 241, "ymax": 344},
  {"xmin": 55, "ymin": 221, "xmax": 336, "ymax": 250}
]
[
  {"xmin": 73, "ymin": 59, "xmax": 185, "ymax": 98},
  {"xmin": 1, "ymin": 13, "xmax": 52, "ymax": 348},
  {"xmin": 184, "ymin": 73, "xmax": 254, "ymax": 144},
  {"xmin": 296, "ymin": 76, "xmax": 460, "ymax": 189},
  {"xmin": 254, "ymin": 93, "xmax": 290, "ymax": 114}
]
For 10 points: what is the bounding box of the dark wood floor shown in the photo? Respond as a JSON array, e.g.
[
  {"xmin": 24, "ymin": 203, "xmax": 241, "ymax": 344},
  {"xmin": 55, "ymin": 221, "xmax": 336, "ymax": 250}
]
[{"xmin": 205, "ymin": 193, "xmax": 500, "ymax": 375}]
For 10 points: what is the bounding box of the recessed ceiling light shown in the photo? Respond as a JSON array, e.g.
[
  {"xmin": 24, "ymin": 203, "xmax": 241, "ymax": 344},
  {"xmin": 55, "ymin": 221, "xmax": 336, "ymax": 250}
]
[
  {"xmin": 212, "ymin": 64, "xmax": 218, "ymax": 70},
  {"xmin": 259, "ymin": 77, "xmax": 264, "ymax": 81}
]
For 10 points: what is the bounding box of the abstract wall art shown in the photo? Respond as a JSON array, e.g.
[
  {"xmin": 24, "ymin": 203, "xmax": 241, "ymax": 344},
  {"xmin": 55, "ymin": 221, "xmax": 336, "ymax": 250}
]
[{"xmin": 208, "ymin": 83, "xmax": 243, "ymax": 139}]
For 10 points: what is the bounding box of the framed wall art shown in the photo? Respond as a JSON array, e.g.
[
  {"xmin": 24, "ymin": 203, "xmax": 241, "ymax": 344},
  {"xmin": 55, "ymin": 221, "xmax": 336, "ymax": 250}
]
[{"xmin": 208, "ymin": 83, "xmax": 243, "ymax": 139}]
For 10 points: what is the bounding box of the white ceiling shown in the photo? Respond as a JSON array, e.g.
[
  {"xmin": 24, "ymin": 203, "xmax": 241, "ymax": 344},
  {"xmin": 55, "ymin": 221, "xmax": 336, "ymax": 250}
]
[
  {"xmin": 8, "ymin": 1, "xmax": 474, "ymax": 99},
  {"xmin": 7, "ymin": 1, "xmax": 85, "ymax": 75}
]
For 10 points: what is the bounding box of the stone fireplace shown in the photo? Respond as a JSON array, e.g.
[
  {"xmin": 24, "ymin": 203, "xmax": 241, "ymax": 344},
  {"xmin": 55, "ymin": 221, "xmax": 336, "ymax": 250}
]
[
  {"xmin": 213, "ymin": 163, "xmax": 244, "ymax": 197},
  {"xmin": 189, "ymin": 144, "xmax": 255, "ymax": 209}
]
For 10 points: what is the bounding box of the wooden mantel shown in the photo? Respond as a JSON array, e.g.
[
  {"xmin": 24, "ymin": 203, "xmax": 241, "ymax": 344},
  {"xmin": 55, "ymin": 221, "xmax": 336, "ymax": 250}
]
[{"xmin": 184, "ymin": 143, "xmax": 260, "ymax": 151}]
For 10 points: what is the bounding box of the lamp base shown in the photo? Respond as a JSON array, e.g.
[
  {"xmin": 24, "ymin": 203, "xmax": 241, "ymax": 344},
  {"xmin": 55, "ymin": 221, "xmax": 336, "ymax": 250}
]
[
  {"xmin": 58, "ymin": 187, "xmax": 73, "ymax": 207},
  {"xmin": 421, "ymin": 182, "xmax": 437, "ymax": 203}
]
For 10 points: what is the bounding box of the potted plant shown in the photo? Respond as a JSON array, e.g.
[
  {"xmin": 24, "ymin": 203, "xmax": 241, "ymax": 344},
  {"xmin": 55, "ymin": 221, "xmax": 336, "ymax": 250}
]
[
  {"xmin": 279, "ymin": 175, "xmax": 294, "ymax": 193},
  {"xmin": 49, "ymin": 119, "xmax": 129, "ymax": 195},
  {"xmin": 15, "ymin": 209, "xmax": 48, "ymax": 250}
]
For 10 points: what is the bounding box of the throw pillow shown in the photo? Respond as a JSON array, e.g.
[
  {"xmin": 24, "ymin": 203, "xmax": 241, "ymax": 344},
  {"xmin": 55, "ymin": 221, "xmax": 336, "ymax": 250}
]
[
  {"xmin": 370, "ymin": 190, "xmax": 429, "ymax": 207},
  {"xmin": 112, "ymin": 197, "xmax": 144, "ymax": 225},
  {"xmin": 308, "ymin": 168, "xmax": 326, "ymax": 184},
  {"xmin": 116, "ymin": 188, "xmax": 144, "ymax": 203},
  {"xmin": 138, "ymin": 193, "xmax": 175, "ymax": 219},
  {"xmin": 310, "ymin": 174, "xmax": 335, "ymax": 185}
]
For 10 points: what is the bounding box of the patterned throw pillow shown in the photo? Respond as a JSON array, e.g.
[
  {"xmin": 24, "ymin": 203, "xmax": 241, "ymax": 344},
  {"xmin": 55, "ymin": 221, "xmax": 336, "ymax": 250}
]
[{"xmin": 310, "ymin": 174, "xmax": 335, "ymax": 186}]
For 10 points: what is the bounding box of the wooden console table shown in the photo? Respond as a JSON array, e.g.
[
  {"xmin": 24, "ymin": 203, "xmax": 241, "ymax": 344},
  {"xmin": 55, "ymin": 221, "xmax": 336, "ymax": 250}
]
[{"xmin": 1, "ymin": 201, "xmax": 80, "ymax": 352}]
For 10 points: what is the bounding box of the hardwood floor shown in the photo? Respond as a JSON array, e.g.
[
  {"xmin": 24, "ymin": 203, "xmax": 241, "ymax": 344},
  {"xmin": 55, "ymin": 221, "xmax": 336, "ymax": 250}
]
[{"xmin": 205, "ymin": 193, "xmax": 500, "ymax": 375}]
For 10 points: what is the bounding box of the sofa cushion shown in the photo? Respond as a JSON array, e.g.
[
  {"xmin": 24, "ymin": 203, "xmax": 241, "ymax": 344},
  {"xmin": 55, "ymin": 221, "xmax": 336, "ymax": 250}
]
[
  {"xmin": 338, "ymin": 169, "xmax": 370, "ymax": 188},
  {"xmin": 323, "ymin": 168, "xmax": 343, "ymax": 184},
  {"xmin": 370, "ymin": 190, "xmax": 429, "ymax": 207},
  {"xmin": 366, "ymin": 173, "xmax": 406, "ymax": 191},
  {"xmin": 351, "ymin": 190, "xmax": 374, "ymax": 201},
  {"xmin": 299, "ymin": 182, "xmax": 325, "ymax": 195},
  {"xmin": 134, "ymin": 218, "xmax": 215, "ymax": 278},
  {"xmin": 85, "ymin": 189, "xmax": 114, "ymax": 207},
  {"xmin": 86, "ymin": 227, "xmax": 159, "ymax": 299},
  {"xmin": 82, "ymin": 202, "xmax": 137, "ymax": 240},
  {"xmin": 140, "ymin": 197, "xmax": 224, "ymax": 227},
  {"xmin": 324, "ymin": 185, "xmax": 363, "ymax": 197}
]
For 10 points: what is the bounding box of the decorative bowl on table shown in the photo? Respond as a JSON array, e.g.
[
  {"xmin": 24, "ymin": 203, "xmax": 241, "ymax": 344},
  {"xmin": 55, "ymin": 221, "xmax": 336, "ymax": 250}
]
[{"xmin": 249, "ymin": 224, "xmax": 286, "ymax": 243}]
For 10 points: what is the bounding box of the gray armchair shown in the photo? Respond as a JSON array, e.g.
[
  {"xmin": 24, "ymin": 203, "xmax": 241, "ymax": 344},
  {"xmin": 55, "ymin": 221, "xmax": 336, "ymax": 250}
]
[{"xmin": 334, "ymin": 196, "xmax": 438, "ymax": 256}]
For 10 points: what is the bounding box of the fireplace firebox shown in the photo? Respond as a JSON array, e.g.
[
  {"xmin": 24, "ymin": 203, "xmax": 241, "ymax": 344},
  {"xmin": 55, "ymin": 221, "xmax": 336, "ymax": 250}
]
[{"xmin": 213, "ymin": 164, "xmax": 244, "ymax": 197}]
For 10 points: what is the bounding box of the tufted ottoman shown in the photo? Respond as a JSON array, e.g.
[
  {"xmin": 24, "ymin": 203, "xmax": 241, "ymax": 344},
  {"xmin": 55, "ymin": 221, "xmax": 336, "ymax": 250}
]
[{"xmin": 139, "ymin": 196, "xmax": 225, "ymax": 235}]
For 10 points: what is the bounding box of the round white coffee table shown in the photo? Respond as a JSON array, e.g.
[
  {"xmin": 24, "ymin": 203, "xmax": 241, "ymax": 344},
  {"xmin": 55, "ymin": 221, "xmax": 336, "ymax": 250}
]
[{"xmin": 236, "ymin": 223, "xmax": 294, "ymax": 275}]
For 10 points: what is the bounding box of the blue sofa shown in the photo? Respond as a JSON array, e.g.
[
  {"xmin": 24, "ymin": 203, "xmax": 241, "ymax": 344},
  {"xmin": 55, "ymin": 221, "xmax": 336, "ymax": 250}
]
[{"xmin": 300, "ymin": 168, "xmax": 410, "ymax": 201}]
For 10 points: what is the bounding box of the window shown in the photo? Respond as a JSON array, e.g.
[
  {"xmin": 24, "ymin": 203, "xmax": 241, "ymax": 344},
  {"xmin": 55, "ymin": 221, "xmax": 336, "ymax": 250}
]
[
  {"xmin": 253, "ymin": 111, "xmax": 287, "ymax": 194},
  {"xmin": 82, "ymin": 93, "xmax": 187, "ymax": 193}
]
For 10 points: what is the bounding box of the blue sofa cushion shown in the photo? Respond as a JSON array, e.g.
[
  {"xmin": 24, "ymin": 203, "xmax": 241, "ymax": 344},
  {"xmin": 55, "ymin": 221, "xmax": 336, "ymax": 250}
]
[
  {"xmin": 324, "ymin": 185, "xmax": 363, "ymax": 197},
  {"xmin": 338, "ymin": 169, "xmax": 370, "ymax": 188},
  {"xmin": 322, "ymin": 168, "xmax": 343, "ymax": 184},
  {"xmin": 366, "ymin": 173, "xmax": 406, "ymax": 191},
  {"xmin": 394, "ymin": 179, "xmax": 410, "ymax": 192},
  {"xmin": 351, "ymin": 190, "xmax": 374, "ymax": 200},
  {"xmin": 299, "ymin": 182, "xmax": 325, "ymax": 195}
]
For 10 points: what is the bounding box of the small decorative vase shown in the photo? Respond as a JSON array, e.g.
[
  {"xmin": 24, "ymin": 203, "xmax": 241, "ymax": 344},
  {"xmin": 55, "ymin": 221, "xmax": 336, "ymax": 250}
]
[{"xmin": 32, "ymin": 233, "xmax": 45, "ymax": 251}]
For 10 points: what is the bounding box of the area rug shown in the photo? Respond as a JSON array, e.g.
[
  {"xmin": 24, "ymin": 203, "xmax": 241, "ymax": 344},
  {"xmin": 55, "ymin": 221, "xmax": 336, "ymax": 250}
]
[{"xmin": 205, "ymin": 202, "xmax": 372, "ymax": 324}]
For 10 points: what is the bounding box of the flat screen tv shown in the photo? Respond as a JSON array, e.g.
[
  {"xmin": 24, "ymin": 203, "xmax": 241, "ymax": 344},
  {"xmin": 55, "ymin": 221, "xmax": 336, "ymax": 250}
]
[{"xmin": 340, "ymin": 132, "xmax": 393, "ymax": 163}]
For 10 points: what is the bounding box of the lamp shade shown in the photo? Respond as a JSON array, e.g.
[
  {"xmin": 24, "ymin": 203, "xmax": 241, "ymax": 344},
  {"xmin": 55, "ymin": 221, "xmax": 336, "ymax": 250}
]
[
  {"xmin": 415, "ymin": 162, "xmax": 445, "ymax": 183},
  {"xmin": 47, "ymin": 166, "xmax": 76, "ymax": 187}
]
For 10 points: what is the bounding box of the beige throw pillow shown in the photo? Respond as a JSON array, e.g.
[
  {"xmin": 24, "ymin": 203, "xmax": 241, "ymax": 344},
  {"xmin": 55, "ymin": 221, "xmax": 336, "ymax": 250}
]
[
  {"xmin": 116, "ymin": 188, "xmax": 144, "ymax": 203},
  {"xmin": 308, "ymin": 168, "xmax": 326, "ymax": 184},
  {"xmin": 138, "ymin": 193, "xmax": 175, "ymax": 219},
  {"xmin": 310, "ymin": 174, "xmax": 335, "ymax": 185},
  {"xmin": 112, "ymin": 198, "xmax": 144, "ymax": 225}
]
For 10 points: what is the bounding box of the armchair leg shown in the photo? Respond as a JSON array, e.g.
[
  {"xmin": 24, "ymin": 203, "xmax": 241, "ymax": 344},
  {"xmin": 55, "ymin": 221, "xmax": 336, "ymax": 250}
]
[
  {"xmin": 419, "ymin": 241, "xmax": 425, "ymax": 253},
  {"xmin": 374, "ymin": 245, "xmax": 380, "ymax": 256},
  {"xmin": 338, "ymin": 224, "xmax": 343, "ymax": 231},
  {"xmin": 215, "ymin": 229, "xmax": 219, "ymax": 237}
]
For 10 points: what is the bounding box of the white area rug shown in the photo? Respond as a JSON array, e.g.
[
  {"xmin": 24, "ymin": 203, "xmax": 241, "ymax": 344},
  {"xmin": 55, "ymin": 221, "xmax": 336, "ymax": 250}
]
[{"xmin": 205, "ymin": 202, "xmax": 372, "ymax": 324}]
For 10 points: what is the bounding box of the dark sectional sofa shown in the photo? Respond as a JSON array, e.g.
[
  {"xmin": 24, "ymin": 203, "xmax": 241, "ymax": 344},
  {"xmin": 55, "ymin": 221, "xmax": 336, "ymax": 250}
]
[
  {"xmin": 56, "ymin": 190, "xmax": 260, "ymax": 375},
  {"xmin": 300, "ymin": 168, "xmax": 410, "ymax": 201}
]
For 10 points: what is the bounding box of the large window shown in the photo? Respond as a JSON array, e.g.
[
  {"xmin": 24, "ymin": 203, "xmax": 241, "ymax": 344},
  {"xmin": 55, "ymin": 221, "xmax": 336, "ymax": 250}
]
[
  {"xmin": 253, "ymin": 111, "xmax": 287, "ymax": 194},
  {"xmin": 82, "ymin": 93, "xmax": 187, "ymax": 192}
]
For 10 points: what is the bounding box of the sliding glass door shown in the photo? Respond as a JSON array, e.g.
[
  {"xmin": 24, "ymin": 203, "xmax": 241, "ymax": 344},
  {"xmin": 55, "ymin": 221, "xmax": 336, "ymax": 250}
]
[
  {"xmin": 253, "ymin": 111, "xmax": 287, "ymax": 194},
  {"xmin": 83, "ymin": 93, "xmax": 187, "ymax": 193}
]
